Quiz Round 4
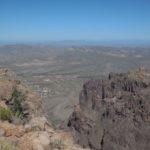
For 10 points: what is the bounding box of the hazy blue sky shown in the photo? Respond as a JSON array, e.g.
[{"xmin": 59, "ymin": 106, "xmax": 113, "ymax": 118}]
[{"xmin": 0, "ymin": 0, "xmax": 150, "ymax": 42}]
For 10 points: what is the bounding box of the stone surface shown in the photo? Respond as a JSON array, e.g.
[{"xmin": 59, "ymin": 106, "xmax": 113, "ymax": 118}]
[
  {"xmin": 0, "ymin": 128, "xmax": 5, "ymax": 137},
  {"xmin": 68, "ymin": 69, "xmax": 150, "ymax": 150}
]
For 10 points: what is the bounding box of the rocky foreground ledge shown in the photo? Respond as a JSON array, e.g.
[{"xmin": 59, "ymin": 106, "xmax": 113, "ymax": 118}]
[
  {"xmin": 0, "ymin": 68, "xmax": 88, "ymax": 150},
  {"xmin": 68, "ymin": 69, "xmax": 150, "ymax": 150}
]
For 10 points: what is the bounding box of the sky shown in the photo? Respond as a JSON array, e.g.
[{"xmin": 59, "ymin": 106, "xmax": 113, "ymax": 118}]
[{"xmin": 0, "ymin": 0, "xmax": 150, "ymax": 43}]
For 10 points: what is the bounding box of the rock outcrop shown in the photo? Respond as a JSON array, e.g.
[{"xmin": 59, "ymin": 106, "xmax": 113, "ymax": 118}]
[
  {"xmin": 68, "ymin": 69, "xmax": 150, "ymax": 150},
  {"xmin": 0, "ymin": 68, "xmax": 88, "ymax": 150}
]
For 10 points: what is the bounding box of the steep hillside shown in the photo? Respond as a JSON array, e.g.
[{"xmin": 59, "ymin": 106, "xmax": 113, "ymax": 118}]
[
  {"xmin": 0, "ymin": 68, "xmax": 88, "ymax": 150},
  {"xmin": 68, "ymin": 68, "xmax": 150, "ymax": 150}
]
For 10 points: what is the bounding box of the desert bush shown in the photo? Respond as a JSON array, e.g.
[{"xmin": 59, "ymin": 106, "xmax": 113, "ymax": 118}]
[
  {"xmin": 0, "ymin": 106, "xmax": 12, "ymax": 121},
  {"xmin": 10, "ymin": 88, "xmax": 26, "ymax": 119},
  {"xmin": 50, "ymin": 139, "xmax": 64, "ymax": 149},
  {"xmin": 0, "ymin": 141, "xmax": 17, "ymax": 150}
]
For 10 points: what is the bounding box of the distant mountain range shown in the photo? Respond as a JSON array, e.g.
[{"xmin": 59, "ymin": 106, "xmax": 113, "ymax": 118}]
[{"xmin": 0, "ymin": 40, "xmax": 150, "ymax": 47}]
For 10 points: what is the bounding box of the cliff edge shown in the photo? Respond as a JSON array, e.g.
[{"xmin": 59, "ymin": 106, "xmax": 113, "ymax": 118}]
[{"xmin": 68, "ymin": 69, "xmax": 150, "ymax": 150}]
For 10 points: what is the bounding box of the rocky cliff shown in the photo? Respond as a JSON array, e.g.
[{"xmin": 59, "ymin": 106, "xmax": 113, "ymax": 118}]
[
  {"xmin": 68, "ymin": 69, "xmax": 150, "ymax": 150},
  {"xmin": 0, "ymin": 68, "xmax": 88, "ymax": 150}
]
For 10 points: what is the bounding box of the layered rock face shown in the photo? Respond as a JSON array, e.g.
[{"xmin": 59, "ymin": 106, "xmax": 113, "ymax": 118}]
[{"xmin": 68, "ymin": 69, "xmax": 150, "ymax": 150}]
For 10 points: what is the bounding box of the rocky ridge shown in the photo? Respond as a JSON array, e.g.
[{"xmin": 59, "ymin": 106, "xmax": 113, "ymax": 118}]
[
  {"xmin": 68, "ymin": 69, "xmax": 150, "ymax": 150},
  {"xmin": 0, "ymin": 68, "xmax": 88, "ymax": 150}
]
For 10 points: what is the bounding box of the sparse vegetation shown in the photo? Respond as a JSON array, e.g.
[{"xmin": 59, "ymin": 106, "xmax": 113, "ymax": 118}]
[
  {"xmin": 10, "ymin": 88, "xmax": 26, "ymax": 119},
  {"xmin": 0, "ymin": 141, "xmax": 17, "ymax": 150},
  {"xmin": 50, "ymin": 139, "xmax": 64, "ymax": 149},
  {"xmin": 0, "ymin": 106, "xmax": 12, "ymax": 121}
]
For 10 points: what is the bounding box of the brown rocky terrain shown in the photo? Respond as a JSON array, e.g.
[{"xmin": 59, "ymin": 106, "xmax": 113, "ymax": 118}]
[
  {"xmin": 68, "ymin": 68, "xmax": 150, "ymax": 150},
  {"xmin": 0, "ymin": 68, "xmax": 88, "ymax": 150}
]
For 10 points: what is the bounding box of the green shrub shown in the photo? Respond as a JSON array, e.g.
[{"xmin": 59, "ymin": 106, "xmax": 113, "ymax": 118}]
[
  {"xmin": 50, "ymin": 139, "xmax": 64, "ymax": 149},
  {"xmin": 10, "ymin": 88, "xmax": 26, "ymax": 119},
  {"xmin": 0, "ymin": 141, "xmax": 17, "ymax": 150},
  {"xmin": 0, "ymin": 106, "xmax": 12, "ymax": 121}
]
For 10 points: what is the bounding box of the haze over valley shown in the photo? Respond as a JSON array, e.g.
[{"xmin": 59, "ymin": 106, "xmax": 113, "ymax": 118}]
[{"xmin": 0, "ymin": 44, "xmax": 150, "ymax": 125}]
